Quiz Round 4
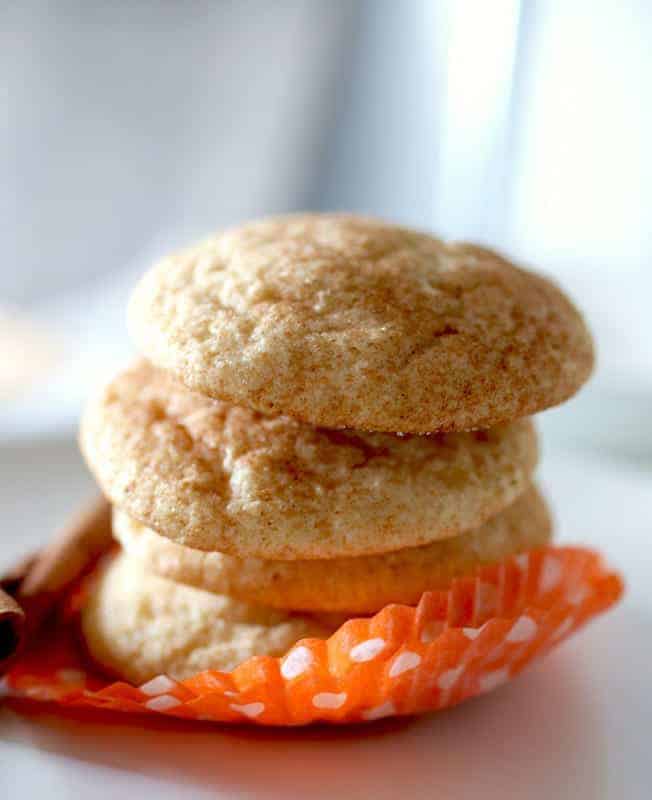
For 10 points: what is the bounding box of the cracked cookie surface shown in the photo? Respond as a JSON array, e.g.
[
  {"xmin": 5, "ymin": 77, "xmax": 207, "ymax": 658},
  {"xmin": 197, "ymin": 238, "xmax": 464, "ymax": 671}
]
[
  {"xmin": 128, "ymin": 214, "xmax": 594, "ymax": 432},
  {"xmin": 80, "ymin": 361, "xmax": 538, "ymax": 559}
]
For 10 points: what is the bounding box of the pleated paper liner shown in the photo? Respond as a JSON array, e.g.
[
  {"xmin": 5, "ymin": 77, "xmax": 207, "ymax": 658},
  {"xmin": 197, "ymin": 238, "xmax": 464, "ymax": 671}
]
[{"xmin": 3, "ymin": 546, "xmax": 622, "ymax": 726}]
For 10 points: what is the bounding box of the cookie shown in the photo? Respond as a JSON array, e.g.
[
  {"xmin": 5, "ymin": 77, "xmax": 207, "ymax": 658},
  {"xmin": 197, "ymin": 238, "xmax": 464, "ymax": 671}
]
[
  {"xmin": 81, "ymin": 552, "xmax": 340, "ymax": 684},
  {"xmin": 80, "ymin": 361, "xmax": 538, "ymax": 559},
  {"xmin": 128, "ymin": 214, "xmax": 594, "ymax": 433},
  {"xmin": 114, "ymin": 485, "xmax": 552, "ymax": 613}
]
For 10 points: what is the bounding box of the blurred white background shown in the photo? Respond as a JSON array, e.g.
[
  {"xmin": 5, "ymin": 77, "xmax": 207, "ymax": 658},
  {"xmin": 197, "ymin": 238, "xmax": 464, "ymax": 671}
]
[
  {"xmin": 2, "ymin": 0, "xmax": 651, "ymax": 454},
  {"xmin": 1, "ymin": 3, "xmax": 651, "ymax": 798}
]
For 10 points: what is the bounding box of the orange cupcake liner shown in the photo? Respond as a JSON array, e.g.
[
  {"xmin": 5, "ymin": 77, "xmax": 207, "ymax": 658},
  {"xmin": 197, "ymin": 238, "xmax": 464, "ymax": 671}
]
[{"xmin": 2, "ymin": 546, "xmax": 623, "ymax": 726}]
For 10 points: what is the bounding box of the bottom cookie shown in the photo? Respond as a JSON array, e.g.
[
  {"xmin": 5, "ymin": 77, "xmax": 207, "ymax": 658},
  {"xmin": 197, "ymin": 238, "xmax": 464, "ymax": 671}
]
[{"xmin": 81, "ymin": 552, "xmax": 341, "ymax": 684}]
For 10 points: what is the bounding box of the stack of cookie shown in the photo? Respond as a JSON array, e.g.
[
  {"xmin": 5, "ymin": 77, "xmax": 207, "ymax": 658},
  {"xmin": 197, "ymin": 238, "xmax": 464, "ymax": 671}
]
[{"xmin": 79, "ymin": 215, "xmax": 593, "ymax": 686}]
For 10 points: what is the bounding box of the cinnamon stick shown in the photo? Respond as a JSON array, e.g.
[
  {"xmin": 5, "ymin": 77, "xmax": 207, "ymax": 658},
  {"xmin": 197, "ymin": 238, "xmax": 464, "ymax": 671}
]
[
  {"xmin": 0, "ymin": 494, "xmax": 113, "ymax": 673},
  {"xmin": 19, "ymin": 494, "xmax": 112, "ymax": 598},
  {"xmin": 0, "ymin": 589, "xmax": 24, "ymax": 672}
]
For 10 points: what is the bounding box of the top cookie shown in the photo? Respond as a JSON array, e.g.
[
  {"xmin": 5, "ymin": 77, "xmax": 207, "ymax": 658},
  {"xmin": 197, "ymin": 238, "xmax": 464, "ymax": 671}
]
[{"xmin": 129, "ymin": 214, "xmax": 594, "ymax": 433}]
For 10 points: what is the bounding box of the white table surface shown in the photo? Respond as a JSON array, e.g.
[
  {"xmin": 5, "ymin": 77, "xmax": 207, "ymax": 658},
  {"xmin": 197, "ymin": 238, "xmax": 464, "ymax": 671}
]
[{"xmin": 1, "ymin": 436, "xmax": 650, "ymax": 799}]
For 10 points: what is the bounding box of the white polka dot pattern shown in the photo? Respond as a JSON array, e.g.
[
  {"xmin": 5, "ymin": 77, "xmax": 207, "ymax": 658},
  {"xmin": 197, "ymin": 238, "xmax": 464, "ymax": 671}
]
[
  {"xmin": 475, "ymin": 581, "xmax": 498, "ymax": 617},
  {"xmin": 389, "ymin": 651, "xmax": 421, "ymax": 678},
  {"xmin": 230, "ymin": 702, "xmax": 265, "ymax": 719},
  {"xmin": 362, "ymin": 701, "xmax": 396, "ymax": 721},
  {"xmin": 349, "ymin": 638, "xmax": 386, "ymax": 662},
  {"xmin": 139, "ymin": 675, "xmax": 177, "ymax": 696},
  {"xmin": 506, "ymin": 616, "xmax": 537, "ymax": 643},
  {"xmin": 568, "ymin": 585, "xmax": 589, "ymax": 606},
  {"xmin": 420, "ymin": 621, "xmax": 444, "ymax": 643},
  {"xmin": 437, "ymin": 667, "xmax": 463, "ymax": 691},
  {"xmin": 145, "ymin": 694, "xmax": 181, "ymax": 712},
  {"xmin": 552, "ymin": 617, "xmax": 574, "ymax": 641},
  {"xmin": 312, "ymin": 692, "xmax": 347, "ymax": 710},
  {"xmin": 281, "ymin": 646, "xmax": 313, "ymax": 679},
  {"xmin": 540, "ymin": 556, "xmax": 563, "ymax": 592},
  {"xmin": 1, "ymin": 546, "xmax": 620, "ymax": 727},
  {"xmin": 478, "ymin": 667, "xmax": 510, "ymax": 693}
]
